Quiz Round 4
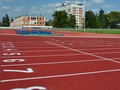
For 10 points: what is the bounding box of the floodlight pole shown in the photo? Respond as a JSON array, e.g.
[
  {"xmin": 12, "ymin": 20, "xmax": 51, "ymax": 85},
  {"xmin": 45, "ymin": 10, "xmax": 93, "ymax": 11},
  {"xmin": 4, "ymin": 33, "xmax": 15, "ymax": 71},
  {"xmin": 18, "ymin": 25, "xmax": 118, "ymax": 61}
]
[
  {"xmin": 76, "ymin": 0, "xmax": 78, "ymax": 31},
  {"xmin": 83, "ymin": 0, "xmax": 86, "ymax": 31}
]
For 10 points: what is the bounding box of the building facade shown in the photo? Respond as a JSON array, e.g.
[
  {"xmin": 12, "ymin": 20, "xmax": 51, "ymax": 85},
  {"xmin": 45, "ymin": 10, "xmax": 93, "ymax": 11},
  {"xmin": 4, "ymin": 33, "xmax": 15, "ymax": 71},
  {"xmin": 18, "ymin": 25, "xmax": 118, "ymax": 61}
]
[
  {"xmin": 11, "ymin": 16, "xmax": 45, "ymax": 29},
  {"xmin": 57, "ymin": 1, "xmax": 83, "ymax": 28}
]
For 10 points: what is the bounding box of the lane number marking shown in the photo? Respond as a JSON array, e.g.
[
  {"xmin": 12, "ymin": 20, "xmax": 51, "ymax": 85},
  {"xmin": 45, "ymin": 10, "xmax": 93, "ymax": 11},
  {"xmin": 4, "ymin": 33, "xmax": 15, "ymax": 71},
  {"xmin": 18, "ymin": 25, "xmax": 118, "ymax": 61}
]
[
  {"xmin": 3, "ymin": 68, "xmax": 34, "ymax": 73},
  {"xmin": 3, "ymin": 59, "xmax": 25, "ymax": 63},
  {"xmin": 11, "ymin": 86, "xmax": 47, "ymax": 90}
]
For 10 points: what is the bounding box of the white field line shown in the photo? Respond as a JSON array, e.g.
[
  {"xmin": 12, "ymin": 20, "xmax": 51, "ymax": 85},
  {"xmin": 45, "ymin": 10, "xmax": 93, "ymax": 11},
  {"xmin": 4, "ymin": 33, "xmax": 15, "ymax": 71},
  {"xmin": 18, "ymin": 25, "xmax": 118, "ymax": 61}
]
[
  {"xmin": 1, "ymin": 59, "xmax": 105, "ymax": 67},
  {"xmin": 1, "ymin": 69, "xmax": 120, "ymax": 82},
  {"xmin": 46, "ymin": 41, "xmax": 120, "ymax": 64}
]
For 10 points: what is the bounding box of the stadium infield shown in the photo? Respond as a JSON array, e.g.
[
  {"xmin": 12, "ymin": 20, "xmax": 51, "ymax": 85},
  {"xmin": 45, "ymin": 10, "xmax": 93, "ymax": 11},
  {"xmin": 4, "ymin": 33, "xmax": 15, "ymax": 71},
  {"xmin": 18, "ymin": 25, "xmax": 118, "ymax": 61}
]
[{"xmin": 0, "ymin": 30, "xmax": 120, "ymax": 90}]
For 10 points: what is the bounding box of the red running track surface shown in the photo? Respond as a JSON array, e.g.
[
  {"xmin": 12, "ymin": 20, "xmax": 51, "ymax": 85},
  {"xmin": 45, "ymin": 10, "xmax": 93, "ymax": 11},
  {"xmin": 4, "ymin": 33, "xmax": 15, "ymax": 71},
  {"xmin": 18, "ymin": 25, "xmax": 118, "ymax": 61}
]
[{"xmin": 0, "ymin": 35, "xmax": 120, "ymax": 90}]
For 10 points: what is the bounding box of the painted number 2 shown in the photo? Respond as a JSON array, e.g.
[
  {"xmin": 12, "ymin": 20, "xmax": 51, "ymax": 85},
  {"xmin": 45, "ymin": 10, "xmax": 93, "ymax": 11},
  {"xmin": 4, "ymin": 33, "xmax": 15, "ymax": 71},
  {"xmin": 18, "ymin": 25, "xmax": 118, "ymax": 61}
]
[{"xmin": 11, "ymin": 86, "xmax": 47, "ymax": 90}]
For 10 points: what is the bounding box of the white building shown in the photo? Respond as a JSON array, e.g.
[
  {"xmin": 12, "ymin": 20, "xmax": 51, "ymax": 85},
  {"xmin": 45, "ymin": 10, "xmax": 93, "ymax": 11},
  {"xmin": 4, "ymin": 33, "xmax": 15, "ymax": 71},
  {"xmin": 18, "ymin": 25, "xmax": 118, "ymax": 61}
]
[{"xmin": 57, "ymin": 1, "xmax": 83, "ymax": 28}]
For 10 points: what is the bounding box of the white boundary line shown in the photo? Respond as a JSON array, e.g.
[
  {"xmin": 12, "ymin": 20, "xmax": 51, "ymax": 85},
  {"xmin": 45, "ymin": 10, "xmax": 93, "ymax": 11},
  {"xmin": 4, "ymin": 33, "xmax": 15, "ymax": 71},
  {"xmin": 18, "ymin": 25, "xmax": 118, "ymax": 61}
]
[
  {"xmin": 46, "ymin": 41, "xmax": 120, "ymax": 64},
  {"xmin": 1, "ymin": 59, "xmax": 105, "ymax": 67},
  {"xmin": 1, "ymin": 69, "xmax": 120, "ymax": 82}
]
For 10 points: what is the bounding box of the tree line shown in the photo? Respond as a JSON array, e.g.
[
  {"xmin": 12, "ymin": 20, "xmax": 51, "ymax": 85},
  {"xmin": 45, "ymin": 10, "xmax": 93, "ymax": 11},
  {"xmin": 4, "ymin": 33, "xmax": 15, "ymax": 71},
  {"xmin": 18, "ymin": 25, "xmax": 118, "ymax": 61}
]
[
  {"xmin": 52, "ymin": 9, "xmax": 120, "ymax": 29},
  {"xmin": 85, "ymin": 9, "xmax": 120, "ymax": 29},
  {"xmin": 0, "ymin": 10, "xmax": 120, "ymax": 29},
  {"xmin": 0, "ymin": 14, "xmax": 13, "ymax": 27},
  {"xmin": 52, "ymin": 11, "xmax": 76, "ymax": 28}
]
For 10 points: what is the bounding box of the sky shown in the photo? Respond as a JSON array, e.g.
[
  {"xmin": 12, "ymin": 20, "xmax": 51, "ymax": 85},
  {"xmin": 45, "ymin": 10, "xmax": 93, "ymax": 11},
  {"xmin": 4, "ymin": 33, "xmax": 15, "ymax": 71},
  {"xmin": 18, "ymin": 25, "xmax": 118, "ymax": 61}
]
[{"xmin": 0, "ymin": 0, "xmax": 120, "ymax": 20}]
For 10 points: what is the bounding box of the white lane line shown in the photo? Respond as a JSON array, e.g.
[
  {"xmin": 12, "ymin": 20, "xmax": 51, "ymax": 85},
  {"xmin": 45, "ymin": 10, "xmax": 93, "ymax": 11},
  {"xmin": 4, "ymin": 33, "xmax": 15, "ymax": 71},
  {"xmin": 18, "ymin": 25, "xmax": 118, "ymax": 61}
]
[
  {"xmin": 2, "ymin": 46, "xmax": 63, "ymax": 49},
  {"xmin": 1, "ymin": 53, "xmax": 82, "ymax": 58},
  {"xmin": 1, "ymin": 50, "xmax": 70, "ymax": 52},
  {"xmin": 1, "ymin": 59, "xmax": 105, "ymax": 67},
  {"xmin": 92, "ymin": 52, "xmax": 120, "ymax": 54},
  {"xmin": 2, "ymin": 48, "xmax": 120, "ymax": 52},
  {"xmin": 78, "ymin": 48, "xmax": 120, "ymax": 50},
  {"xmin": 70, "ymin": 45, "xmax": 120, "ymax": 47},
  {"xmin": 1, "ymin": 69, "xmax": 120, "ymax": 82},
  {"xmin": 1, "ymin": 51, "xmax": 120, "ymax": 59},
  {"xmin": 46, "ymin": 41, "xmax": 120, "ymax": 64}
]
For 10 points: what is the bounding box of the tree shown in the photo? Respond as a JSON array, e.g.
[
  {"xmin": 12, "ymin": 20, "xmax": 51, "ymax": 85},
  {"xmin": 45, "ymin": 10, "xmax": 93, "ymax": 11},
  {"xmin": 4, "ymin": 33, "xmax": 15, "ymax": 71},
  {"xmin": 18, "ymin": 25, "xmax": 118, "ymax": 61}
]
[
  {"xmin": 105, "ymin": 11, "xmax": 120, "ymax": 28},
  {"xmin": 95, "ymin": 13, "xmax": 100, "ymax": 28},
  {"xmin": 2, "ymin": 14, "xmax": 10, "ymax": 27},
  {"xmin": 45, "ymin": 20, "xmax": 53, "ymax": 26},
  {"xmin": 85, "ymin": 10, "xmax": 96, "ymax": 28},
  {"xmin": 98, "ymin": 9, "xmax": 105, "ymax": 28},
  {"xmin": 53, "ymin": 11, "xmax": 69, "ymax": 28},
  {"xmin": 2, "ymin": 16, "xmax": 6, "ymax": 26},
  {"xmin": 68, "ymin": 14, "xmax": 76, "ymax": 28},
  {"xmin": 0, "ymin": 21, "xmax": 2, "ymax": 26},
  {"xmin": 11, "ymin": 18, "xmax": 14, "ymax": 22}
]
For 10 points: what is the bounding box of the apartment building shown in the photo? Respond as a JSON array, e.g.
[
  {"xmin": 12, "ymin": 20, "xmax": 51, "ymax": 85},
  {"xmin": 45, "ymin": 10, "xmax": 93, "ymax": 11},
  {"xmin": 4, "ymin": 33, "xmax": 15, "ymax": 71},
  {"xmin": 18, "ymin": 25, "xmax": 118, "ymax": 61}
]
[
  {"xmin": 11, "ymin": 16, "xmax": 45, "ymax": 28},
  {"xmin": 57, "ymin": 1, "xmax": 83, "ymax": 28}
]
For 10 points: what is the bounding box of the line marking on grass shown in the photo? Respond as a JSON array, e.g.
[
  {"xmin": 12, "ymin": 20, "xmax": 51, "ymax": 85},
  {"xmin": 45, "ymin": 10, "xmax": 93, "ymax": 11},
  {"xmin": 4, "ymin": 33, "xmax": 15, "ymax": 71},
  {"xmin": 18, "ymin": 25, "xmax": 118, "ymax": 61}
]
[
  {"xmin": 46, "ymin": 41, "xmax": 120, "ymax": 64},
  {"xmin": 1, "ymin": 69, "xmax": 120, "ymax": 82}
]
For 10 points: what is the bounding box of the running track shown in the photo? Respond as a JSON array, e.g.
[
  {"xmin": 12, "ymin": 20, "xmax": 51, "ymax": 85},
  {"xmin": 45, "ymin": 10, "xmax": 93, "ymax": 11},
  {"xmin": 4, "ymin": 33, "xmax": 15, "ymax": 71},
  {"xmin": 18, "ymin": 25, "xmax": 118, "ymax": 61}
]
[{"xmin": 0, "ymin": 35, "xmax": 120, "ymax": 90}]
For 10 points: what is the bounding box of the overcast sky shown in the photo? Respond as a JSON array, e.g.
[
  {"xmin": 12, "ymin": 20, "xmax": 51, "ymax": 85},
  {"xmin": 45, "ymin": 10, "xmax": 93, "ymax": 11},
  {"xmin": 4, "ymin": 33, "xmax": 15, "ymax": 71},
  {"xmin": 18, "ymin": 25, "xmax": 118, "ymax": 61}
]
[{"xmin": 0, "ymin": 0, "xmax": 120, "ymax": 20}]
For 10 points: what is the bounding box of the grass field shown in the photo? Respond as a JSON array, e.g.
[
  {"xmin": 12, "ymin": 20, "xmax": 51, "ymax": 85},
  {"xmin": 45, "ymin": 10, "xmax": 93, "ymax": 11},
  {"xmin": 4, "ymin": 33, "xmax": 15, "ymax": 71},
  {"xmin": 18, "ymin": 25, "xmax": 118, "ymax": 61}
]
[{"xmin": 64, "ymin": 29, "xmax": 120, "ymax": 34}]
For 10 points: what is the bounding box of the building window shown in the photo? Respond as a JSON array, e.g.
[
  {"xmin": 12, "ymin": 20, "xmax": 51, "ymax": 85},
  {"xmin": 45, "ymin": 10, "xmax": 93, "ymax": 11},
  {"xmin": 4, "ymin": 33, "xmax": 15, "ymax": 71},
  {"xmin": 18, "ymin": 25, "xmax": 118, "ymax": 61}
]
[{"xmin": 31, "ymin": 17, "xmax": 36, "ymax": 19}]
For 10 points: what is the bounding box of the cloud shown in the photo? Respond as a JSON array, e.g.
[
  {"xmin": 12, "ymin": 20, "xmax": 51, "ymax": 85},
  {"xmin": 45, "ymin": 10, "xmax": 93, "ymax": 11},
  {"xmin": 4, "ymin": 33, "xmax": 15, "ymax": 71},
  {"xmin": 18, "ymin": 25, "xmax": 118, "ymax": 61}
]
[
  {"xmin": 14, "ymin": 6, "xmax": 24, "ymax": 12},
  {"xmin": 93, "ymin": 0, "xmax": 105, "ymax": 3},
  {"xmin": 27, "ymin": 2, "xmax": 61, "ymax": 19},
  {"xmin": 103, "ymin": 4, "xmax": 114, "ymax": 8},
  {"xmin": 92, "ymin": 9, "xmax": 100, "ymax": 13},
  {"xmin": 0, "ymin": 5, "xmax": 10, "ymax": 10},
  {"xmin": 0, "ymin": 0, "xmax": 16, "ymax": 2}
]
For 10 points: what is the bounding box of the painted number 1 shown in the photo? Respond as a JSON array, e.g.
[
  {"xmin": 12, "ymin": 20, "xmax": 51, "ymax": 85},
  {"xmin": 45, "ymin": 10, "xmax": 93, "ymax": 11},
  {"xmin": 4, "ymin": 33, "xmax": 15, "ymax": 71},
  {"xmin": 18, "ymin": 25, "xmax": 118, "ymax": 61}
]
[{"xmin": 3, "ymin": 68, "xmax": 34, "ymax": 73}]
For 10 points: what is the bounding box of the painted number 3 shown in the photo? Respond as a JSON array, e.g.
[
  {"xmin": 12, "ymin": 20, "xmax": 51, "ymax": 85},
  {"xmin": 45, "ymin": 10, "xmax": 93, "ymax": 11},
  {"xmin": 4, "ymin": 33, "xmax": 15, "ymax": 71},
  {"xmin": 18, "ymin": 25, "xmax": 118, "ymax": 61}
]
[{"xmin": 11, "ymin": 86, "xmax": 47, "ymax": 90}]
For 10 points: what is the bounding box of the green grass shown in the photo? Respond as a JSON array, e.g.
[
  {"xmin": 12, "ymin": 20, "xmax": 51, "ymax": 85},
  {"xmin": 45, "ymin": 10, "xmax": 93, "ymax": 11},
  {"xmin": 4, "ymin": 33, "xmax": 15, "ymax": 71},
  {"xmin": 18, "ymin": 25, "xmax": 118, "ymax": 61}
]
[{"xmin": 65, "ymin": 29, "xmax": 120, "ymax": 34}]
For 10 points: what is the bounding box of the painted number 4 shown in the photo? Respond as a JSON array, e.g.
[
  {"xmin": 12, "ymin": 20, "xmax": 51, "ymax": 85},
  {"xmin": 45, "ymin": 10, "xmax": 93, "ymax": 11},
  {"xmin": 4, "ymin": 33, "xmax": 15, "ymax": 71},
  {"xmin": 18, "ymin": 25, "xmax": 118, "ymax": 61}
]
[{"xmin": 11, "ymin": 86, "xmax": 47, "ymax": 90}]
